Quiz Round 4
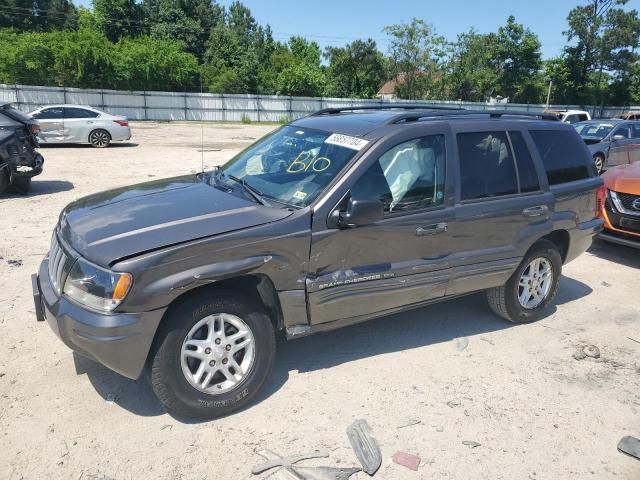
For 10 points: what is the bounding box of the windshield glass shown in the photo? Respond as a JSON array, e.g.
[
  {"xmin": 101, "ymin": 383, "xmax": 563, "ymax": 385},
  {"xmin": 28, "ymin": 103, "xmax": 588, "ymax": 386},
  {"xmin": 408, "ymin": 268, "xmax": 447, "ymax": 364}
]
[
  {"xmin": 574, "ymin": 122, "xmax": 614, "ymax": 139},
  {"xmin": 217, "ymin": 126, "xmax": 363, "ymax": 207}
]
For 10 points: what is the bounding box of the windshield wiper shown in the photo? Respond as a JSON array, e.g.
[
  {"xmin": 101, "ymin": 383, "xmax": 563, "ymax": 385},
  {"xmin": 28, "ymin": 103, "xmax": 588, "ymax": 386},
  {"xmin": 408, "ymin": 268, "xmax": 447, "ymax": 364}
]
[{"xmin": 226, "ymin": 174, "xmax": 271, "ymax": 207}]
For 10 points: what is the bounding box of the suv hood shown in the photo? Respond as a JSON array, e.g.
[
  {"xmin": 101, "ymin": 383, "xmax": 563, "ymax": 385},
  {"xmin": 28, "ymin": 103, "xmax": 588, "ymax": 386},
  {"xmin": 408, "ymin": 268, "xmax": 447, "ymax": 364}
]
[{"xmin": 59, "ymin": 175, "xmax": 293, "ymax": 266}]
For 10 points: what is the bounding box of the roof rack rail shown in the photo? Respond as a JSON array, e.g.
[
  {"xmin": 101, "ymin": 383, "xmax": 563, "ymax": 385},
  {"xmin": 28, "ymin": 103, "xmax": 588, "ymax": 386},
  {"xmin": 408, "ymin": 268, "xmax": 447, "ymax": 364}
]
[
  {"xmin": 386, "ymin": 109, "xmax": 559, "ymax": 124},
  {"xmin": 310, "ymin": 104, "xmax": 465, "ymax": 116}
]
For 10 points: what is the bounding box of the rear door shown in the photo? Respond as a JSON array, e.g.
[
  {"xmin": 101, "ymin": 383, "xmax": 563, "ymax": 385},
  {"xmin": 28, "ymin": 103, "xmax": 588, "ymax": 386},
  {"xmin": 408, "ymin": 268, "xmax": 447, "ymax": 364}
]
[
  {"xmin": 62, "ymin": 107, "xmax": 99, "ymax": 142},
  {"xmin": 32, "ymin": 107, "xmax": 64, "ymax": 143},
  {"xmin": 307, "ymin": 124, "xmax": 455, "ymax": 325},
  {"xmin": 446, "ymin": 126, "xmax": 553, "ymax": 296}
]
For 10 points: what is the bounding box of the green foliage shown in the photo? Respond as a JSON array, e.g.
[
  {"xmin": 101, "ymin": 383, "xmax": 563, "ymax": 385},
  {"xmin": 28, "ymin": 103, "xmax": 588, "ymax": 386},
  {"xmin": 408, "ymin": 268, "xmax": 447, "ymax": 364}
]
[
  {"xmin": 241, "ymin": 113, "xmax": 251, "ymax": 124},
  {"xmin": 449, "ymin": 17, "xmax": 544, "ymax": 103},
  {"xmin": 0, "ymin": 0, "xmax": 639, "ymax": 108},
  {"xmin": 0, "ymin": 0, "xmax": 78, "ymax": 32},
  {"xmin": 93, "ymin": 0, "xmax": 143, "ymax": 42},
  {"xmin": 384, "ymin": 18, "xmax": 447, "ymax": 100},
  {"xmin": 325, "ymin": 39, "xmax": 387, "ymax": 98}
]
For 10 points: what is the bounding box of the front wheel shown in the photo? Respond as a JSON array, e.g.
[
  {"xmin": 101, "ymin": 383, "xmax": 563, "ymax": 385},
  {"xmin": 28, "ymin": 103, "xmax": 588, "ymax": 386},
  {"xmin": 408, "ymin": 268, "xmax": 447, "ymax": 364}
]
[
  {"xmin": 486, "ymin": 240, "xmax": 562, "ymax": 323},
  {"xmin": 89, "ymin": 129, "xmax": 111, "ymax": 148},
  {"xmin": 150, "ymin": 291, "xmax": 275, "ymax": 419},
  {"xmin": 593, "ymin": 154, "xmax": 604, "ymax": 175}
]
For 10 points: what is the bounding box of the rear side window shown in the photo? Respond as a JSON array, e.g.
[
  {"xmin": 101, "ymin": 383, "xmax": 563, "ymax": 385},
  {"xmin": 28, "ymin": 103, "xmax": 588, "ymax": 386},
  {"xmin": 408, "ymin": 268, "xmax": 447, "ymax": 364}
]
[
  {"xmin": 530, "ymin": 130, "xmax": 591, "ymax": 185},
  {"xmin": 632, "ymin": 124, "xmax": 640, "ymax": 138},
  {"xmin": 63, "ymin": 108, "xmax": 99, "ymax": 119},
  {"xmin": 457, "ymin": 131, "xmax": 518, "ymax": 200},
  {"xmin": 509, "ymin": 131, "xmax": 540, "ymax": 193}
]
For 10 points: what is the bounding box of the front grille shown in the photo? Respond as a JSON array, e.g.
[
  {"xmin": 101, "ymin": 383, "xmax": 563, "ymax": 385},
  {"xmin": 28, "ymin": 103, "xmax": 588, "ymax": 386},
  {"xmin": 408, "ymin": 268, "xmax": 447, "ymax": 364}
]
[
  {"xmin": 616, "ymin": 191, "xmax": 640, "ymax": 211},
  {"xmin": 48, "ymin": 234, "xmax": 69, "ymax": 295}
]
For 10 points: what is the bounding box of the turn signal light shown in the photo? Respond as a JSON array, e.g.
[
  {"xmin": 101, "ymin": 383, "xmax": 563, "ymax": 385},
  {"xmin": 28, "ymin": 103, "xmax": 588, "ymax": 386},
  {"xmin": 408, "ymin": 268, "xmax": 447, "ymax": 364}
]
[{"xmin": 112, "ymin": 273, "xmax": 133, "ymax": 301}]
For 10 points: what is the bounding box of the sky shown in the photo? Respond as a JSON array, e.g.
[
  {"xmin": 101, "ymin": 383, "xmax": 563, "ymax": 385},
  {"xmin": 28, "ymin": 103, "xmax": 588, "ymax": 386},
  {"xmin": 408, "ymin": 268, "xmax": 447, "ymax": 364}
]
[{"xmin": 76, "ymin": 0, "xmax": 640, "ymax": 59}]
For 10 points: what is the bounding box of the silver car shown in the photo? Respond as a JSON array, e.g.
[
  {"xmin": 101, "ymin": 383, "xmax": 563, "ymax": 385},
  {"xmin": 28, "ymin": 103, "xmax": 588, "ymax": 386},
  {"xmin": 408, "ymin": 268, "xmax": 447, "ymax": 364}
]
[
  {"xmin": 574, "ymin": 119, "xmax": 640, "ymax": 174},
  {"xmin": 28, "ymin": 105, "xmax": 132, "ymax": 148}
]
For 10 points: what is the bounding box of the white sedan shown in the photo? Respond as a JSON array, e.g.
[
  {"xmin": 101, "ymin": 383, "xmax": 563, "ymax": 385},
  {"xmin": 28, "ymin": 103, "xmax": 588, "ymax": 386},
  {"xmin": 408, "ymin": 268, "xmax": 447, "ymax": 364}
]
[{"xmin": 28, "ymin": 105, "xmax": 132, "ymax": 148}]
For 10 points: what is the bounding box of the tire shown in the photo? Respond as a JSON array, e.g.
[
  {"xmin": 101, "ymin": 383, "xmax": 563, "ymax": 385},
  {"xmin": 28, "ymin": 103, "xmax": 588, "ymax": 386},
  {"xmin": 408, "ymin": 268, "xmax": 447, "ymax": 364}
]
[
  {"xmin": 593, "ymin": 154, "xmax": 604, "ymax": 175},
  {"xmin": 8, "ymin": 176, "xmax": 31, "ymax": 194},
  {"xmin": 486, "ymin": 240, "xmax": 562, "ymax": 324},
  {"xmin": 89, "ymin": 129, "xmax": 111, "ymax": 148},
  {"xmin": 150, "ymin": 290, "xmax": 276, "ymax": 419},
  {"xmin": 0, "ymin": 168, "xmax": 8, "ymax": 195}
]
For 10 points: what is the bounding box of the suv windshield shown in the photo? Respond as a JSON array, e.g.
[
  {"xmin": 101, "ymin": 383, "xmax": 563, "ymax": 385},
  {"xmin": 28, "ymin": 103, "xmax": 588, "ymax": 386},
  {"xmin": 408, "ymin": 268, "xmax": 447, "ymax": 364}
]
[
  {"xmin": 574, "ymin": 122, "xmax": 613, "ymax": 139},
  {"xmin": 217, "ymin": 126, "xmax": 362, "ymax": 207}
]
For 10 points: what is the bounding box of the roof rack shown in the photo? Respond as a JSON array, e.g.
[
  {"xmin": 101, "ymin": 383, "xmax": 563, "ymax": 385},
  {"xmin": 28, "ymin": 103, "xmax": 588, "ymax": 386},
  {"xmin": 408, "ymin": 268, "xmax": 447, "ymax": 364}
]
[
  {"xmin": 310, "ymin": 104, "xmax": 465, "ymax": 116},
  {"xmin": 385, "ymin": 109, "xmax": 559, "ymax": 124}
]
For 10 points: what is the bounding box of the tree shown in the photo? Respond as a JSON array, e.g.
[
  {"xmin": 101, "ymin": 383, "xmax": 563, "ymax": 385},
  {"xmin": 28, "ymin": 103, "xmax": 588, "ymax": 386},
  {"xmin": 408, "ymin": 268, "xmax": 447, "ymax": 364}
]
[
  {"xmin": 563, "ymin": 0, "xmax": 640, "ymax": 105},
  {"xmin": 384, "ymin": 18, "xmax": 447, "ymax": 99},
  {"xmin": 143, "ymin": 0, "xmax": 222, "ymax": 60},
  {"xmin": 113, "ymin": 36, "xmax": 200, "ymax": 90},
  {"xmin": 448, "ymin": 17, "xmax": 543, "ymax": 103},
  {"xmin": 325, "ymin": 39, "xmax": 386, "ymax": 98},
  {"xmin": 276, "ymin": 62, "xmax": 326, "ymax": 97},
  {"xmin": 0, "ymin": 0, "xmax": 78, "ymax": 32},
  {"xmin": 93, "ymin": 0, "xmax": 142, "ymax": 42}
]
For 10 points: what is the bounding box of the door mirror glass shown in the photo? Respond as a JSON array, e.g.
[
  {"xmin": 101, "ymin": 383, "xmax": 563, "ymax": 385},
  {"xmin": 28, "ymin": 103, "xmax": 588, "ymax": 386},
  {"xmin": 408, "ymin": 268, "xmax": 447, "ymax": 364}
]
[
  {"xmin": 339, "ymin": 197, "xmax": 383, "ymax": 227},
  {"xmin": 612, "ymin": 134, "xmax": 626, "ymax": 142}
]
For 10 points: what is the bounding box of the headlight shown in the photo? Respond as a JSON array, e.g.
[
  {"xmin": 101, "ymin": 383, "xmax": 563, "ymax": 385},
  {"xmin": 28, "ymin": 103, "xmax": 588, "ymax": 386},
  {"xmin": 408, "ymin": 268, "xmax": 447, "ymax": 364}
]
[{"xmin": 63, "ymin": 258, "xmax": 132, "ymax": 312}]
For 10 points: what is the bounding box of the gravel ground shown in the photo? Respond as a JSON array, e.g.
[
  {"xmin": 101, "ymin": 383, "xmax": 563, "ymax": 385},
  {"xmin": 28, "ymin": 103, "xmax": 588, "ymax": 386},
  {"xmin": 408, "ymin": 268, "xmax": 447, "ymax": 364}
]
[{"xmin": 0, "ymin": 122, "xmax": 638, "ymax": 480}]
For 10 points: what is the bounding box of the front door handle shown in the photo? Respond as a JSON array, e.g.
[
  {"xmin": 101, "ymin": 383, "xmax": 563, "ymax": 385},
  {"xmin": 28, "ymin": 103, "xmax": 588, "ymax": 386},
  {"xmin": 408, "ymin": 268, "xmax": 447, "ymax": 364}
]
[
  {"xmin": 522, "ymin": 205, "xmax": 549, "ymax": 217},
  {"xmin": 416, "ymin": 223, "xmax": 448, "ymax": 236}
]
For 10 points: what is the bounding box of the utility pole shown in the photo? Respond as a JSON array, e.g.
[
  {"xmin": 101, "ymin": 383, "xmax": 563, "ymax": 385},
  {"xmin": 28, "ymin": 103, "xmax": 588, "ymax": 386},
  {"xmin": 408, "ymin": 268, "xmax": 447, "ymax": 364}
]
[{"xmin": 545, "ymin": 80, "xmax": 553, "ymax": 110}]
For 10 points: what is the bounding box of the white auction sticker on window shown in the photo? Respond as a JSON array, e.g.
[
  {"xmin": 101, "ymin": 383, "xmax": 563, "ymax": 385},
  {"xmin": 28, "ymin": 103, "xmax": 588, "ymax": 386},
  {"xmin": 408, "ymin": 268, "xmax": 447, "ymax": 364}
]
[{"xmin": 325, "ymin": 133, "xmax": 369, "ymax": 151}]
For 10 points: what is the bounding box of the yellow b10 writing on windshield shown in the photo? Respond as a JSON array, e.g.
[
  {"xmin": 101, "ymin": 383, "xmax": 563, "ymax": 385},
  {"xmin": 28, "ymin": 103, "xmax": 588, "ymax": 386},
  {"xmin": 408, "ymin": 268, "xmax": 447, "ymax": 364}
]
[{"xmin": 286, "ymin": 151, "xmax": 331, "ymax": 173}]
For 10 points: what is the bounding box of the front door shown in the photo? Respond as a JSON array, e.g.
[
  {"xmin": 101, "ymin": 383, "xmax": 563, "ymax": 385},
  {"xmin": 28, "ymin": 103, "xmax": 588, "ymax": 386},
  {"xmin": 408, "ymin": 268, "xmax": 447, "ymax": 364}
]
[
  {"xmin": 307, "ymin": 129, "xmax": 455, "ymax": 325},
  {"xmin": 607, "ymin": 123, "xmax": 636, "ymax": 168},
  {"xmin": 32, "ymin": 107, "xmax": 64, "ymax": 143}
]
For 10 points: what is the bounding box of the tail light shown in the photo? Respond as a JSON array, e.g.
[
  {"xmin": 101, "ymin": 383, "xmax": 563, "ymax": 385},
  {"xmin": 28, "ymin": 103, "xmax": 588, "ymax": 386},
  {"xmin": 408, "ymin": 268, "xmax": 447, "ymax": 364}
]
[
  {"xmin": 595, "ymin": 185, "xmax": 606, "ymax": 218},
  {"xmin": 113, "ymin": 120, "xmax": 129, "ymax": 127}
]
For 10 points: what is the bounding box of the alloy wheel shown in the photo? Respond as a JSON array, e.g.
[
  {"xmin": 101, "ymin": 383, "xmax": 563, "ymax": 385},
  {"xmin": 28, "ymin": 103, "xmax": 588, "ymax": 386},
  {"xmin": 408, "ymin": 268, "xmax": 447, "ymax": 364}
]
[
  {"xmin": 180, "ymin": 313, "xmax": 255, "ymax": 394},
  {"xmin": 517, "ymin": 257, "xmax": 554, "ymax": 309},
  {"xmin": 90, "ymin": 130, "xmax": 110, "ymax": 147}
]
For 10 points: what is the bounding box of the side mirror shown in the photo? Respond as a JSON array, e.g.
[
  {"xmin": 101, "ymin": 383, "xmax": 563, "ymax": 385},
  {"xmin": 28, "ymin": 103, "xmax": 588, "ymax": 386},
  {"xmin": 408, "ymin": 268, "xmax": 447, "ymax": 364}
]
[
  {"xmin": 338, "ymin": 197, "xmax": 383, "ymax": 227},
  {"xmin": 612, "ymin": 134, "xmax": 626, "ymax": 142}
]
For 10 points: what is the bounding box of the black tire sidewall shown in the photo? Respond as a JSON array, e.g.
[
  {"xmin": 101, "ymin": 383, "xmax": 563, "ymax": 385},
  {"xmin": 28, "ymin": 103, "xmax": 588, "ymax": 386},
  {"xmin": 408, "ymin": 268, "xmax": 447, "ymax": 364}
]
[
  {"xmin": 151, "ymin": 293, "xmax": 275, "ymax": 418},
  {"xmin": 503, "ymin": 243, "xmax": 562, "ymax": 323}
]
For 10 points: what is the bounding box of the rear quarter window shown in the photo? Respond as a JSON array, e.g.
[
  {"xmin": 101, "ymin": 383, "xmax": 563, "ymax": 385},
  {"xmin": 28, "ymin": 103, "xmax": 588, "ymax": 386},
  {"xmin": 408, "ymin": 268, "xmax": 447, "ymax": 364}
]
[{"xmin": 529, "ymin": 129, "xmax": 592, "ymax": 185}]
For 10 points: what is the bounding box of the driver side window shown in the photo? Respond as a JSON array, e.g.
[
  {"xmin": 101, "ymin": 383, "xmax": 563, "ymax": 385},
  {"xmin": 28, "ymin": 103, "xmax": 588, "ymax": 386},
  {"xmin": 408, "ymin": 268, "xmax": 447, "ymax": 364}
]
[{"xmin": 351, "ymin": 135, "xmax": 446, "ymax": 214}]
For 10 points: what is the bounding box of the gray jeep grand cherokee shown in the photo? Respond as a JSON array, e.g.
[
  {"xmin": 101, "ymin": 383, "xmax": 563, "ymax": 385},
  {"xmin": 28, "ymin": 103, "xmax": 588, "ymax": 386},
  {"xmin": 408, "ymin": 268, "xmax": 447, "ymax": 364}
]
[{"xmin": 33, "ymin": 106, "xmax": 604, "ymax": 418}]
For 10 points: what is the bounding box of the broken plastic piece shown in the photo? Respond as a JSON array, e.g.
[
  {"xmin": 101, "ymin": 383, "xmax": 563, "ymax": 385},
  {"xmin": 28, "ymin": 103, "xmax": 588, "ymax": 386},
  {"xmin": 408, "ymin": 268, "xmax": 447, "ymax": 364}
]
[
  {"xmin": 617, "ymin": 436, "xmax": 640, "ymax": 461},
  {"xmin": 252, "ymin": 451, "xmax": 329, "ymax": 475},
  {"xmin": 346, "ymin": 419, "xmax": 381, "ymax": 476},
  {"xmin": 583, "ymin": 345, "xmax": 600, "ymax": 359},
  {"xmin": 392, "ymin": 451, "xmax": 420, "ymax": 471},
  {"xmin": 292, "ymin": 466, "xmax": 361, "ymax": 480}
]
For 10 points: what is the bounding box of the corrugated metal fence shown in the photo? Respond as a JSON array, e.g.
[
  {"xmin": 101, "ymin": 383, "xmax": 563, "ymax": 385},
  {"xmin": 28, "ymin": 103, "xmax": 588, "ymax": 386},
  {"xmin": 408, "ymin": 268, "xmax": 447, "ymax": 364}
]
[{"xmin": 1, "ymin": 83, "xmax": 637, "ymax": 121}]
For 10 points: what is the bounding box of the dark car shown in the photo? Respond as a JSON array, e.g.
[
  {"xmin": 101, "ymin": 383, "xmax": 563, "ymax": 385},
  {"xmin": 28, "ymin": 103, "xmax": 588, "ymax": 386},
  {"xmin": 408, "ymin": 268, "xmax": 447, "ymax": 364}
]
[
  {"xmin": 574, "ymin": 119, "xmax": 640, "ymax": 174},
  {"xmin": 0, "ymin": 103, "xmax": 44, "ymax": 194},
  {"xmin": 33, "ymin": 106, "xmax": 603, "ymax": 419}
]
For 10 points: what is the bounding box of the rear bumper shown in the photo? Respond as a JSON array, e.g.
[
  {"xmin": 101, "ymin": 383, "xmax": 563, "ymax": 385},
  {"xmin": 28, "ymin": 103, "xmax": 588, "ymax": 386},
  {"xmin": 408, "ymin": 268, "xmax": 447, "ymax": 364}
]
[
  {"xmin": 13, "ymin": 153, "xmax": 44, "ymax": 178},
  {"xmin": 565, "ymin": 217, "xmax": 604, "ymax": 264},
  {"xmin": 33, "ymin": 258, "xmax": 165, "ymax": 379}
]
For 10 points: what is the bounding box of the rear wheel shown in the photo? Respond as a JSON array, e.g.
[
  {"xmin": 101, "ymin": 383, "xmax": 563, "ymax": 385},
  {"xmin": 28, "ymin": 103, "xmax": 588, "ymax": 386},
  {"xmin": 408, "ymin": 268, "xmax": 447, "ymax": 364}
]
[
  {"xmin": 487, "ymin": 240, "xmax": 562, "ymax": 323},
  {"xmin": 9, "ymin": 176, "xmax": 31, "ymax": 194},
  {"xmin": 0, "ymin": 168, "xmax": 8, "ymax": 195},
  {"xmin": 593, "ymin": 153, "xmax": 604, "ymax": 175},
  {"xmin": 150, "ymin": 291, "xmax": 275, "ymax": 419},
  {"xmin": 89, "ymin": 129, "xmax": 111, "ymax": 148}
]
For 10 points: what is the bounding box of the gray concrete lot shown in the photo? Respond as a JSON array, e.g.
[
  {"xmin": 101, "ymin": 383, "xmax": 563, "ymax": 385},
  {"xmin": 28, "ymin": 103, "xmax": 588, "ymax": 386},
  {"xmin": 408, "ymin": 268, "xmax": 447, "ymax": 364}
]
[{"xmin": 0, "ymin": 122, "xmax": 638, "ymax": 480}]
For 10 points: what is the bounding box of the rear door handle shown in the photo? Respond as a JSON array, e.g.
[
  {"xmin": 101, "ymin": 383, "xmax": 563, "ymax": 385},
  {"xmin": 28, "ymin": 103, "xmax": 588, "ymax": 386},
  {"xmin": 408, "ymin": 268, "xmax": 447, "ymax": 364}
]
[
  {"xmin": 416, "ymin": 223, "xmax": 448, "ymax": 236},
  {"xmin": 522, "ymin": 205, "xmax": 549, "ymax": 217}
]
